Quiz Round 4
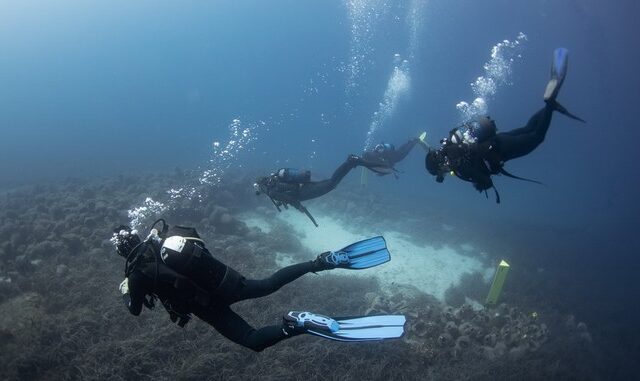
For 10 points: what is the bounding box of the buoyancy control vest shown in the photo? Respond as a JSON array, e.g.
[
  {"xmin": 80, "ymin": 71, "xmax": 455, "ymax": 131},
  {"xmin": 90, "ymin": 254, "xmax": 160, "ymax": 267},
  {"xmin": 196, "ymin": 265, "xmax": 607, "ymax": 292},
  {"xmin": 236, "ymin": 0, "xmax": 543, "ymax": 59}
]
[
  {"xmin": 125, "ymin": 223, "xmax": 245, "ymax": 326},
  {"xmin": 159, "ymin": 226, "xmax": 244, "ymax": 301}
]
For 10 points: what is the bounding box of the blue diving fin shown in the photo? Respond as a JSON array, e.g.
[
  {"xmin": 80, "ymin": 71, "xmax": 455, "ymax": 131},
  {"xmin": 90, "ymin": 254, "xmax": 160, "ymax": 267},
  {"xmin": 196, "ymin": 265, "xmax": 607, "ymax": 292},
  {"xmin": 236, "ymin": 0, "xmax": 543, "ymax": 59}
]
[
  {"xmin": 544, "ymin": 47, "xmax": 569, "ymax": 102},
  {"xmin": 284, "ymin": 311, "xmax": 406, "ymax": 342},
  {"xmin": 317, "ymin": 236, "xmax": 391, "ymax": 270}
]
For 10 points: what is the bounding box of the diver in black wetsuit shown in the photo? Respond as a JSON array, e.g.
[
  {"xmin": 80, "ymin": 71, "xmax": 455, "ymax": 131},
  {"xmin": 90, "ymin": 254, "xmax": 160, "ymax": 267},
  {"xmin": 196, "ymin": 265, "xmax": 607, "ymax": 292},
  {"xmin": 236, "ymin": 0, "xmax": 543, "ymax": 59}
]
[
  {"xmin": 254, "ymin": 155, "xmax": 363, "ymax": 226},
  {"xmin": 360, "ymin": 133, "xmax": 427, "ymax": 178},
  {"xmin": 425, "ymin": 48, "xmax": 585, "ymax": 203},
  {"xmin": 113, "ymin": 221, "xmax": 398, "ymax": 352}
]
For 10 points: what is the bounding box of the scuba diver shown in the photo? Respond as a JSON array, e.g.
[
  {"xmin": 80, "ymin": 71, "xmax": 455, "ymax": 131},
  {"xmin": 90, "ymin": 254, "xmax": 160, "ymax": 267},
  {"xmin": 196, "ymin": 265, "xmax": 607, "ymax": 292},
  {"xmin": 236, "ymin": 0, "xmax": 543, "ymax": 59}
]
[
  {"xmin": 360, "ymin": 132, "xmax": 428, "ymax": 178},
  {"xmin": 425, "ymin": 48, "xmax": 585, "ymax": 203},
  {"xmin": 112, "ymin": 220, "xmax": 405, "ymax": 352},
  {"xmin": 254, "ymin": 155, "xmax": 363, "ymax": 226}
]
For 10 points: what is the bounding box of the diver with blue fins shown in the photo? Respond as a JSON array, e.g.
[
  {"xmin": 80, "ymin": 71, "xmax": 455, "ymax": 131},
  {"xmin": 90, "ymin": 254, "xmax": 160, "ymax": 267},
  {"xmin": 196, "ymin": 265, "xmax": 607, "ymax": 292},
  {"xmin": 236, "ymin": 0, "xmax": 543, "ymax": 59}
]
[
  {"xmin": 254, "ymin": 155, "xmax": 365, "ymax": 226},
  {"xmin": 425, "ymin": 48, "xmax": 586, "ymax": 203},
  {"xmin": 360, "ymin": 132, "xmax": 428, "ymax": 178},
  {"xmin": 112, "ymin": 219, "xmax": 405, "ymax": 352}
]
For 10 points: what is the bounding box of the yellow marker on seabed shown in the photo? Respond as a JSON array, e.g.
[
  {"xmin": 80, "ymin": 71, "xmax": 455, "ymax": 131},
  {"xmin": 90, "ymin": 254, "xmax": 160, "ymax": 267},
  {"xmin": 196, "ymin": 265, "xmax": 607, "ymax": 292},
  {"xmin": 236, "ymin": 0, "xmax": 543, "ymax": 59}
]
[
  {"xmin": 485, "ymin": 260, "xmax": 510, "ymax": 305},
  {"xmin": 360, "ymin": 166, "xmax": 368, "ymax": 186}
]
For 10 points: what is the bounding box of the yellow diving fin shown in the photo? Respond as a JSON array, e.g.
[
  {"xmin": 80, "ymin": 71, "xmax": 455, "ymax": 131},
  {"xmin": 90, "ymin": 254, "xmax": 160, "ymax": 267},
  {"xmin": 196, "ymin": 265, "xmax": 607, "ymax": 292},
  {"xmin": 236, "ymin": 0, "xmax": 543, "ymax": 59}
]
[
  {"xmin": 417, "ymin": 131, "xmax": 429, "ymax": 151},
  {"xmin": 485, "ymin": 260, "xmax": 510, "ymax": 305}
]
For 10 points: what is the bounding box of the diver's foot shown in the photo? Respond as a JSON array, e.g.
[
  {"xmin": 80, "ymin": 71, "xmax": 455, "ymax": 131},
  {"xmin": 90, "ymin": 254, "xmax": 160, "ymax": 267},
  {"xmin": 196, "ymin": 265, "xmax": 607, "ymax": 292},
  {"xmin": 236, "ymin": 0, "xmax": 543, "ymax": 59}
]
[
  {"xmin": 543, "ymin": 48, "xmax": 569, "ymax": 102},
  {"xmin": 543, "ymin": 78, "xmax": 561, "ymax": 102},
  {"xmin": 283, "ymin": 311, "xmax": 339, "ymax": 335},
  {"xmin": 546, "ymin": 99, "xmax": 587, "ymax": 123},
  {"xmin": 314, "ymin": 250, "xmax": 350, "ymax": 270},
  {"xmin": 313, "ymin": 251, "xmax": 342, "ymax": 271}
]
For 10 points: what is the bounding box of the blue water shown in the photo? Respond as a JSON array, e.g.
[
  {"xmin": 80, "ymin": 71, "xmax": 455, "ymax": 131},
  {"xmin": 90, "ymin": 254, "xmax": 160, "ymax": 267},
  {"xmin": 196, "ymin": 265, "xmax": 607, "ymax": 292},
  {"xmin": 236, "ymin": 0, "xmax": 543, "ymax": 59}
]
[{"xmin": 1, "ymin": 0, "xmax": 639, "ymax": 377}]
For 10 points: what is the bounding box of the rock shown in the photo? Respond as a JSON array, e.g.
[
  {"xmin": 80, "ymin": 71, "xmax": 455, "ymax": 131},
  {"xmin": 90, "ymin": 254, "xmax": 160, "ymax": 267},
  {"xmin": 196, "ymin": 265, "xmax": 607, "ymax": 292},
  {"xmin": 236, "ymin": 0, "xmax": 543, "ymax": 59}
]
[
  {"xmin": 455, "ymin": 335, "xmax": 471, "ymax": 350},
  {"xmin": 459, "ymin": 322, "xmax": 478, "ymax": 337},
  {"xmin": 565, "ymin": 314, "xmax": 576, "ymax": 331},
  {"xmin": 441, "ymin": 306, "xmax": 456, "ymax": 323},
  {"xmin": 437, "ymin": 332, "xmax": 453, "ymax": 347},
  {"xmin": 14, "ymin": 255, "xmax": 33, "ymax": 273},
  {"xmin": 220, "ymin": 213, "xmax": 232, "ymax": 224},
  {"xmin": 578, "ymin": 331, "xmax": 593, "ymax": 344},
  {"xmin": 483, "ymin": 346, "xmax": 497, "ymax": 361},
  {"xmin": 483, "ymin": 332, "xmax": 497, "ymax": 347},
  {"xmin": 29, "ymin": 259, "xmax": 42, "ymax": 266},
  {"xmin": 56, "ymin": 264, "xmax": 69, "ymax": 276},
  {"xmin": 508, "ymin": 344, "xmax": 528, "ymax": 360},
  {"xmin": 444, "ymin": 321, "xmax": 459, "ymax": 337},
  {"xmin": 493, "ymin": 341, "xmax": 507, "ymax": 357}
]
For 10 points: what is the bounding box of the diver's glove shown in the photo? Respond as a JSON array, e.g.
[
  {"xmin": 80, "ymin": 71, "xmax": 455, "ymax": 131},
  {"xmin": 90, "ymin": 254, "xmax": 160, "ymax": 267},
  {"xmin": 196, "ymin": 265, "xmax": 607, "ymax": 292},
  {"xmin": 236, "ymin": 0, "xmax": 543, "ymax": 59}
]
[
  {"xmin": 119, "ymin": 278, "xmax": 129, "ymax": 295},
  {"xmin": 143, "ymin": 295, "xmax": 156, "ymax": 309}
]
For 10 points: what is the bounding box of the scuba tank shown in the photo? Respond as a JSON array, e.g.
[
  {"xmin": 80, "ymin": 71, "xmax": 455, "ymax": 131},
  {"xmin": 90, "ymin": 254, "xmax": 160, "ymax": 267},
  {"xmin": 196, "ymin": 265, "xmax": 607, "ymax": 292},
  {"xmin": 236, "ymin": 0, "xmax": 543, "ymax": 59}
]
[
  {"xmin": 471, "ymin": 116, "xmax": 497, "ymax": 143},
  {"xmin": 277, "ymin": 168, "xmax": 311, "ymax": 183},
  {"xmin": 449, "ymin": 126, "xmax": 477, "ymax": 145},
  {"xmin": 159, "ymin": 225, "xmax": 243, "ymax": 300},
  {"xmin": 374, "ymin": 143, "xmax": 395, "ymax": 153}
]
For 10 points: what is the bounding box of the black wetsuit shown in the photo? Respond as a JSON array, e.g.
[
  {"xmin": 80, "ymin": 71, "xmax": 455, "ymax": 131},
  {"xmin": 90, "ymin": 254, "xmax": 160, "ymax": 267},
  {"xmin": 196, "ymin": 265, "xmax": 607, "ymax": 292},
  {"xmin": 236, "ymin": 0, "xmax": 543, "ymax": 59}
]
[
  {"xmin": 493, "ymin": 103, "xmax": 555, "ymax": 161},
  {"xmin": 361, "ymin": 138, "xmax": 421, "ymax": 176},
  {"xmin": 264, "ymin": 158, "xmax": 357, "ymax": 203},
  {"xmin": 124, "ymin": 244, "xmax": 317, "ymax": 352},
  {"xmin": 260, "ymin": 157, "xmax": 359, "ymax": 225},
  {"xmin": 440, "ymin": 103, "xmax": 555, "ymax": 195}
]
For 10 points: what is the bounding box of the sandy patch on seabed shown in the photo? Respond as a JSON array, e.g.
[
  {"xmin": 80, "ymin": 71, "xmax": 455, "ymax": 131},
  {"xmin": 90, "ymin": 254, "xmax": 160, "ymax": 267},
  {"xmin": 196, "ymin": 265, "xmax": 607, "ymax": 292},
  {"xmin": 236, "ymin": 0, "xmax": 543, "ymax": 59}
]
[{"xmin": 241, "ymin": 209, "xmax": 493, "ymax": 302}]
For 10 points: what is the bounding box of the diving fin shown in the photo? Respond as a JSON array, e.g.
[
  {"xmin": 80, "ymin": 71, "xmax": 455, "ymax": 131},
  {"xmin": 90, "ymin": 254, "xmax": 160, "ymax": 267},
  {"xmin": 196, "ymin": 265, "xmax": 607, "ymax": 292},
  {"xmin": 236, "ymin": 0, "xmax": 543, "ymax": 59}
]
[
  {"xmin": 316, "ymin": 236, "xmax": 390, "ymax": 270},
  {"xmin": 499, "ymin": 168, "xmax": 545, "ymax": 185},
  {"xmin": 365, "ymin": 165, "xmax": 396, "ymax": 176},
  {"xmin": 541, "ymin": 48, "xmax": 585, "ymax": 122},
  {"xmin": 417, "ymin": 131, "xmax": 430, "ymax": 151},
  {"xmin": 550, "ymin": 100, "xmax": 586, "ymax": 123},
  {"xmin": 544, "ymin": 48, "xmax": 569, "ymax": 102},
  {"xmin": 284, "ymin": 311, "xmax": 406, "ymax": 342}
]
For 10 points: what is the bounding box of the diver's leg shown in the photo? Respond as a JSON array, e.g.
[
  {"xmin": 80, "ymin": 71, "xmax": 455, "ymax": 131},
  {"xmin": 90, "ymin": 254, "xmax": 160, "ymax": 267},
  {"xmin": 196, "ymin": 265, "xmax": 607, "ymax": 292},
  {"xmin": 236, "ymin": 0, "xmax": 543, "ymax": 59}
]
[
  {"xmin": 195, "ymin": 306, "xmax": 293, "ymax": 352},
  {"xmin": 298, "ymin": 180, "xmax": 334, "ymax": 200},
  {"xmin": 298, "ymin": 156, "xmax": 358, "ymax": 200},
  {"xmin": 329, "ymin": 156, "xmax": 359, "ymax": 185},
  {"xmin": 496, "ymin": 103, "xmax": 554, "ymax": 161},
  {"xmin": 500, "ymin": 103, "xmax": 553, "ymax": 137},
  {"xmin": 390, "ymin": 139, "xmax": 419, "ymax": 163},
  {"xmin": 229, "ymin": 261, "xmax": 318, "ymax": 302}
]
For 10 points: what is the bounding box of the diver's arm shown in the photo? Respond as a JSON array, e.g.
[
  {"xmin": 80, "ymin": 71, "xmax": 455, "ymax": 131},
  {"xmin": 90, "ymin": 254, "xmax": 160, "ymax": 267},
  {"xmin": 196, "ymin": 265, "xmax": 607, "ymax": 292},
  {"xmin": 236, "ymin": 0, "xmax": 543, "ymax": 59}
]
[
  {"xmin": 270, "ymin": 190, "xmax": 305, "ymax": 213},
  {"xmin": 268, "ymin": 190, "xmax": 300, "ymax": 208},
  {"xmin": 468, "ymin": 164, "xmax": 494, "ymax": 192},
  {"xmin": 121, "ymin": 273, "xmax": 146, "ymax": 316}
]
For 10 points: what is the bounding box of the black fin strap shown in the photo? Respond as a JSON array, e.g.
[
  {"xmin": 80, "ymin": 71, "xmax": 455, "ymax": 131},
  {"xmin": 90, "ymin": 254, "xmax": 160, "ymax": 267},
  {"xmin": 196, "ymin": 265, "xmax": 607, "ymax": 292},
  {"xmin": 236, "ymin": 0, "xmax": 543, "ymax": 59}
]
[
  {"xmin": 551, "ymin": 100, "xmax": 586, "ymax": 123},
  {"xmin": 269, "ymin": 196, "xmax": 282, "ymax": 212},
  {"xmin": 493, "ymin": 186, "xmax": 501, "ymax": 204},
  {"xmin": 300, "ymin": 204, "xmax": 319, "ymax": 227},
  {"xmin": 499, "ymin": 168, "xmax": 544, "ymax": 185}
]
